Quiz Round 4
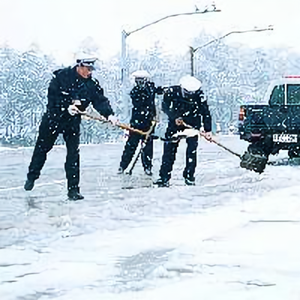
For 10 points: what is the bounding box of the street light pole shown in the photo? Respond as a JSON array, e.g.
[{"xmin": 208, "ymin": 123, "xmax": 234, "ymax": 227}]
[
  {"xmin": 121, "ymin": 30, "xmax": 127, "ymax": 83},
  {"xmin": 189, "ymin": 25, "xmax": 274, "ymax": 76},
  {"xmin": 189, "ymin": 46, "xmax": 195, "ymax": 76},
  {"xmin": 120, "ymin": 7, "xmax": 221, "ymax": 120}
]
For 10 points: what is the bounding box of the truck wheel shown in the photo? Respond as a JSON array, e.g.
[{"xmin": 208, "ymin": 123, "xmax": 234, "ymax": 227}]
[{"xmin": 288, "ymin": 146, "xmax": 300, "ymax": 159}]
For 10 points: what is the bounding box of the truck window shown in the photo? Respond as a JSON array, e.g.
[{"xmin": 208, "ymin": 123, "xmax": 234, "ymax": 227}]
[
  {"xmin": 287, "ymin": 84, "xmax": 300, "ymax": 105},
  {"xmin": 269, "ymin": 85, "xmax": 284, "ymax": 105}
]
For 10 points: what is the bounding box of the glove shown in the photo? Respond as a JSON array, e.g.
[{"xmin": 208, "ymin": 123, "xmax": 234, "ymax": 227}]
[
  {"xmin": 108, "ymin": 115, "xmax": 119, "ymax": 126},
  {"xmin": 67, "ymin": 104, "xmax": 79, "ymax": 116},
  {"xmin": 72, "ymin": 100, "xmax": 81, "ymax": 106}
]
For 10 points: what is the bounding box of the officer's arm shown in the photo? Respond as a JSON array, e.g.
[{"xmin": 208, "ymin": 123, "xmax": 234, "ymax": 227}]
[
  {"xmin": 90, "ymin": 79, "xmax": 114, "ymax": 118},
  {"xmin": 47, "ymin": 72, "xmax": 72, "ymax": 114},
  {"xmin": 162, "ymin": 93, "xmax": 170, "ymax": 115},
  {"xmin": 200, "ymin": 100, "xmax": 212, "ymax": 132},
  {"xmin": 162, "ymin": 89, "xmax": 177, "ymax": 120},
  {"xmin": 130, "ymin": 87, "xmax": 140, "ymax": 107},
  {"xmin": 148, "ymin": 83, "xmax": 157, "ymax": 119}
]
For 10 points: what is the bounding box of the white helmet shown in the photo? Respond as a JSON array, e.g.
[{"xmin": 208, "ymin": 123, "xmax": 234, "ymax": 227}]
[
  {"xmin": 131, "ymin": 70, "xmax": 151, "ymax": 79},
  {"xmin": 75, "ymin": 52, "xmax": 98, "ymax": 69},
  {"xmin": 179, "ymin": 75, "xmax": 202, "ymax": 92}
]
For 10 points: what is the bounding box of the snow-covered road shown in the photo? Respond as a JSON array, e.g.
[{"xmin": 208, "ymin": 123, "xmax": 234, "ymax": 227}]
[{"xmin": 1, "ymin": 136, "xmax": 300, "ymax": 300}]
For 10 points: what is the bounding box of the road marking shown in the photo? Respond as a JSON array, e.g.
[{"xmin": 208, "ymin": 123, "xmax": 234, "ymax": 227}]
[{"xmin": 0, "ymin": 180, "xmax": 65, "ymax": 193}]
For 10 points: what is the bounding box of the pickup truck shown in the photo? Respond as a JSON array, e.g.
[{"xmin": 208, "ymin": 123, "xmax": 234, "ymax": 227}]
[{"xmin": 238, "ymin": 75, "xmax": 300, "ymax": 173}]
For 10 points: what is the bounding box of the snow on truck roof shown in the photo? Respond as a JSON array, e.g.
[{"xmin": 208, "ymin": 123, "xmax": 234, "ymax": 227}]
[
  {"xmin": 242, "ymin": 76, "xmax": 300, "ymax": 105},
  {"xmin": 259, "ymin": 76, "xmax": 300, "ymax": 104},
  {"xmin": 273, "ymin": 76, "xmax": 300, "ymax": 85}
]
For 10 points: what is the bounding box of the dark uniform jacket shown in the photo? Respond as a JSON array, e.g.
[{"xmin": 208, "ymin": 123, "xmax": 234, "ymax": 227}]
[
  {"xmin": 129, "ymin": 81, "xmax": 160, "ymax": 130},
  {"xmin": 162, "ymin": 85, "xmax": 212, "ymax": 132},
  {"xmin": 46, "ymin": 66, "xmax": 113, "ymax": 123}
]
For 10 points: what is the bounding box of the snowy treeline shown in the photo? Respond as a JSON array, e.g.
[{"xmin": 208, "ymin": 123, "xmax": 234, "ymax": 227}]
[{"xmin": 0, "ymin": 34, "xmax": 298, "ymax": 146}]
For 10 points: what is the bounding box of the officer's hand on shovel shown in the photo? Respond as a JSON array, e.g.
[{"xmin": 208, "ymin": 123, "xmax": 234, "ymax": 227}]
[
  {"xmin": 202, "ymin": 131, "xmax": 213, "ymax": 142},
  {"xmin": 67, "ymin": 104, "xmax": 79, "ymax": 116},
  {"xmin": 175, "ymin": 118, "xmax": 184, "ymax": 126},
  {"xmin": 67, "ymin": 100, "xmax": 84, "ymax": 116},
  {"xmin": 108, "ymin": 115, "xmax": 119, "ymax": 126}
]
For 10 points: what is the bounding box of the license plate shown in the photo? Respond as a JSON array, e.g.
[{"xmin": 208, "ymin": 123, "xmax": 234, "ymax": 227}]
[{"xmin": 273, "ymin": 134, "xmax": 298, "ymax": 143}]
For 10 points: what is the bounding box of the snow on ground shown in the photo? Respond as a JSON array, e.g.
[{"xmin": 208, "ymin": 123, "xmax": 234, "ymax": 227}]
[{"xmin": 0, "ymin": 136, "xmax": 300, "ymax": 300}]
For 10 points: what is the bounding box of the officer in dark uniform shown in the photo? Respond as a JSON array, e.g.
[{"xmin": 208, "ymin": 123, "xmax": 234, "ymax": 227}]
[
  {"xmin": 24, "ymin": 56, "xmax": 117, "ymax": 200},
  {"xmin": 154, "ymin": 75, "xmax": 212, "ymax": 187},
  {"xmin": 118, "ymin": 70, "xmax": 162, "ymax": 175}
]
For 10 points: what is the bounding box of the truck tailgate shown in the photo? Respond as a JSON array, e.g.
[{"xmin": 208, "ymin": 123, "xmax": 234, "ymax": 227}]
[{"xmin": 240, "ymin": 105, "xmax": 300, "ymax": 133}]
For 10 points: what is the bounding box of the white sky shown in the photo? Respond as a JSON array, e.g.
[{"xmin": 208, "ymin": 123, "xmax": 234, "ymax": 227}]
[{"xmin": 0, "ymin": 0, "xmax": 299, "ymax": 64}]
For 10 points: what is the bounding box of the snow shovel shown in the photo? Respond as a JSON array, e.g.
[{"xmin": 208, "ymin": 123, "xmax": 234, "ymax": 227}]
[
  {"xmin": 78, "ymin": 110, "xmax": 152, "ymax": 136},
  {"xmin": 180, "ymin": 121, "xmax": 242, "ymax": 159},
  {"xmin": 125, "ymin": 121, "xmax": 157, "ymax": 175}
]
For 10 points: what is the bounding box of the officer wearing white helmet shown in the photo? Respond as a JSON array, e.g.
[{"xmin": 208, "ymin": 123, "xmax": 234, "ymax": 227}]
[
  {"xmin": 132, "ymin": 70, "xmax": 151, "ymax": 80},
  {"xmin": 154, "ymin": 75, "xmax": 212, "ymax": 187},
  {"xmin": 24, "ymin": 53, "xmax": 117, "ymax": 200},
  {"xmin": 118, "ymin": 70, "xmax": 163, "ymax": 175}
]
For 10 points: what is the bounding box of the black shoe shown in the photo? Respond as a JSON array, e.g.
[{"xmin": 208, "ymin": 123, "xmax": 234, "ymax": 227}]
[
  {"xmin": 117, "ymin": 167, "xmax": 124, "ymax": 174},
  {"xmin": 153, "ymin": 178, "xmax": 170, "ymax": 187},
  {"xmin": 68, "ymin": 189, "xmax": 84, "ymax": 201},
  {"xmin": 144, "ymin": 168, "xmax": 153, "ymax": 176},
  {"xmin": 184, "ymin": 178, "xmax": 195, "ymax": 186},
  {"xmin": 24, "ymin": 179, "xmax": 35, "ymax": 191}
]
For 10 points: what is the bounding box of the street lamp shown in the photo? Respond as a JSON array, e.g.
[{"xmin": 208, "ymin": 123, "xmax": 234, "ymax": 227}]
[
  {"xmin": 120, "ymin": 6, "xmax": 221, "ymax": 120},
  {"xmin": 188, "ymin": 25, "xmax": 274, "ymax": 134},
  {"xmin": 189, "ymin": 25, "xmax": 274, "ymax": 76}
]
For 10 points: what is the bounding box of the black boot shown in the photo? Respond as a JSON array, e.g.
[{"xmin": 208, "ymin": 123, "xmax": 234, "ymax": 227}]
[
  {"xmin": 24, "ymin": 179, "xmax": 35, "ymax": 191},
  {"xmin": 144, "ymin": 167, "xmax": 153, "ymax": 176},
  {"xmin": 117, "ymin": 167, "xmax": 124, "ymax": 174},
  {"xmin": 67, "ymin": 188, "xmax": 84, "ymax": 200},
  {"xmin": 153, "ymin": 177, "xmax": 170, "ymax": 187},
  {"xmin": 183, "ymin": 171, "xmax": 195, "ymax": 186},
  {"xmin": 184, "ymin": 177, "xmax": 195, "ymax": 186}
]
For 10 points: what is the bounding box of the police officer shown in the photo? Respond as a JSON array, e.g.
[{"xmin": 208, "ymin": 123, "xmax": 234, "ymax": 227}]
[
  {"xmin": 118, "ymin": 70, "xmax": 162, "ymax": 175},
  {"xmin": 154, "ymin": 75, "xmax": 212, "ymax": 187},
  {"xmin": 24, "ymin": 55, "xmax": 118, "ymax": 200}
]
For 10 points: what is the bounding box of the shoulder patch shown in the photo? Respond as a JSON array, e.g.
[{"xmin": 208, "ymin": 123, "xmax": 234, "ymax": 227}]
[{"xmin": 196, "ymin": 90, "xmax": 206, "ymax": 102}]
